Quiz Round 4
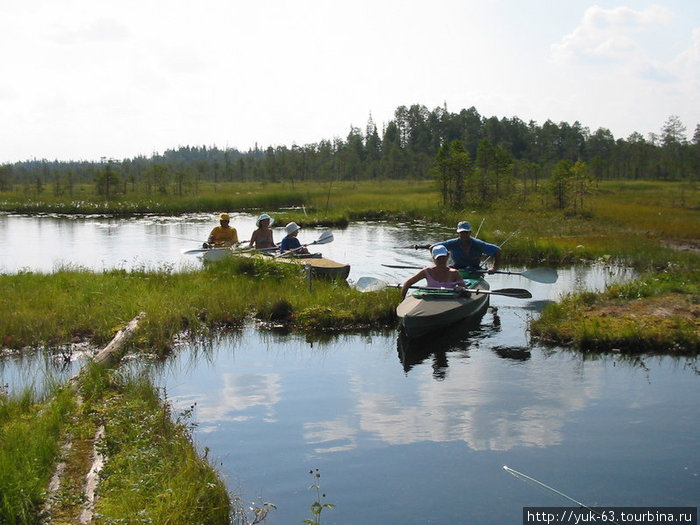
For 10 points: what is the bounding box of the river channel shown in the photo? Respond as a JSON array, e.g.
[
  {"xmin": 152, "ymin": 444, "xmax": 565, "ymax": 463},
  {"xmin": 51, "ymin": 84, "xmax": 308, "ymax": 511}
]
[{"xmin": 1, "ymin": 212, "xmax": 698, "ymax": 524}]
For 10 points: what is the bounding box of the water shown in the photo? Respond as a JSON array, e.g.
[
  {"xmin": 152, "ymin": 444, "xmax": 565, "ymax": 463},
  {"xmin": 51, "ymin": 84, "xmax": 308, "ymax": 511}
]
[
  {"xmin": 150, "ymin": 332, "xmax": 698, "ymax": 524},
  {"xmin": 1, "ymin": 213, "xmax": 697, "ymax": 524}
]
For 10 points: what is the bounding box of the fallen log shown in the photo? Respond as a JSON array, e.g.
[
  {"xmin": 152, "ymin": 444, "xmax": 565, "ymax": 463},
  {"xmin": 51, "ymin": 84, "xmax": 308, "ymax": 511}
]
[{"xmin": 93, "ymin": 312, "xmax": 145, "ymax": 366}]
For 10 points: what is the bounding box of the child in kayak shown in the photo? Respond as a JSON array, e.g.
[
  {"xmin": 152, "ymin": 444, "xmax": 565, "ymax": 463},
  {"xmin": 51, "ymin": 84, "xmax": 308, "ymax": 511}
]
[{"xmin": 280, "ymin": 222, "xmax": 309, "ymax": 255}]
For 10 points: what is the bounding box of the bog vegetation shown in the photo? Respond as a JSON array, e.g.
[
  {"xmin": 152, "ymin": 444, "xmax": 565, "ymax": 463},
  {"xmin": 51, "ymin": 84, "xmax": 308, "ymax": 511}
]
[
  {"xmin": 0, "ymin": 366, "xmax": 231, "ymax": 524},
  {"xmin": 0, "ymin": 103, "xmax": 698, "ymax": 523},
  {"xmin": 0, "ymin": 105, "xmax": 697, "ymax": 211}
]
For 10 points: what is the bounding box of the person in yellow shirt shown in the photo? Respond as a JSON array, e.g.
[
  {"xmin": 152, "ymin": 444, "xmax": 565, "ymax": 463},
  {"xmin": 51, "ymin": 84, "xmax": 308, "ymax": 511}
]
[{"xmin": 205, "ymin": 213, "xmax": 239, "ymax": 247}]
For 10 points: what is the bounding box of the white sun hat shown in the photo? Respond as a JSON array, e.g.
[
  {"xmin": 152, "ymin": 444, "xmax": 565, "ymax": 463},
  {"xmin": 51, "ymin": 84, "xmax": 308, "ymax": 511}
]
[
  {"xmin": 285, "ymin": 222, "xmax": 300, "ymax": 235},
  {"xmin": 256, "ymin": 213, "xmax": 274, "ymax": 227}
]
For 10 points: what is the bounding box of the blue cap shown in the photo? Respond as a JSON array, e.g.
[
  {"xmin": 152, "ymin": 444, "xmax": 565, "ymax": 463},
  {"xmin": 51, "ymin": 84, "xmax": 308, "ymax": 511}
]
[{"xmin": 457, "ymin": 221, "xmax": 471, "ymax": 232}]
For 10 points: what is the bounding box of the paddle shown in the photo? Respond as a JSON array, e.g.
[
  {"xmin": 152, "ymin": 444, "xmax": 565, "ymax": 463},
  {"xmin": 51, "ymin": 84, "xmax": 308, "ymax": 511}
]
[
  {"xmin": 275, "ymin": 231, "xmax": 334, "ymax": 258},
  {"xmin": 181, "ymin": 241, "xmax": 245, "ymax": 255},
  {"xmin": 353, "ymin": 277, "xmax": 532, "ymax": 298},
  {"xmin": 380, "ymin": 264, "xmax": 558, "ymax": 284},
  {"xmin": 182, "ymin": 244, "xmax": 280, "ymax": 256},
  {"xmin": 484, "ymin": 267, "xmax": 558, "ymax": 284},
  {"xmin": 182, "ymin": 246, "xmax": 236, "ymax": 255},
  {"xmin": 393, "ymin": 244, "xmax": 432, "ymax": 250}
]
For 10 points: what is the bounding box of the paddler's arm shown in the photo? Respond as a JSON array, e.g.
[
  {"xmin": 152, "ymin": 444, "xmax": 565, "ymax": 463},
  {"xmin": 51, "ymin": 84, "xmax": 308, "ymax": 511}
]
[
  {"xmin": 401, "ymin": 270, "xmax": 426, "ymax": 299},
  {"xmin": 487, "ymin": 248, "xmax": 502, "ymax": 273},
  {"xmin": 206, "ymin": 228, "xmax": 217, "ymax": 247}
]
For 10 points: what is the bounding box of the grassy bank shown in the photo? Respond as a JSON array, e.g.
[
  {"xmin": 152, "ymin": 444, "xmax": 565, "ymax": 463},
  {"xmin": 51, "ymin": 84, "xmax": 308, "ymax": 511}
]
[
  {"xmin": 1, "ymin": 178, "xmax": 698, "ymax": 354},
  {"xmin": 81, "ymin": 365, "xmax": 230, "ymax": 524},
  {"xmin": 0, "ymin": 364, "xmax": 231, "ymax": 524},
  {"xmin": 0, "ymin": 257, "xmax": 398, "ymax": 353},
  {"xmin": 2, "ymin": 179, "xmax": 697, "ymax": 269},
  {"xmin": 0, "ymin": 383, "xmax": 75, "ymax": 523},
  {"xmin": 531, "ymin": 270, "xmax": 699, "ymax": 354}
]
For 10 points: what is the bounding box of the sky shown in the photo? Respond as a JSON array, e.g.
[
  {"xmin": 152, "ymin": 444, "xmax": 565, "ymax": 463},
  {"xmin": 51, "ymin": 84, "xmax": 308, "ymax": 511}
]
[{"xmin": 1, "ymin": 0, "xmax": 698, "ymax": 163}]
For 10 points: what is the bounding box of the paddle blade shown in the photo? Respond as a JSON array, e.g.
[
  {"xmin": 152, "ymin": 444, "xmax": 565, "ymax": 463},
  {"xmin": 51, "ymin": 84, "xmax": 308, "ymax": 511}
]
[
  {"xmin": 181, "ymin": 248, "xmax": 209, "ymax": 255},
  {"xmin": 491, "ymin": 288, "xmax": 532, "ymax": 299},
  {"xmin": 520, "ymin": 267, "xmax": 558, "ymax": 284},
  {"xmin": 353, "ymin": 276, "xmax": 389, "ymax": 292},
  {"xmin": 459, "ymin": 287, "xmax": 532, "ymax": 299},
  {"xmin": 312, "ymin": 231, "xmax": 334, "ymax": 245}
]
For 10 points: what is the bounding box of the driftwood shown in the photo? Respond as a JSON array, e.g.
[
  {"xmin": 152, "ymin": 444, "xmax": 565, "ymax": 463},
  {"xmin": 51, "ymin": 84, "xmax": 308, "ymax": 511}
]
[
  {"xmin": 93, "ymin": 312, "xmax": 145, "ymax": 366},
  {"xmin": 78, "ymin": 425, "xmax": 106, "ymax": 524}
]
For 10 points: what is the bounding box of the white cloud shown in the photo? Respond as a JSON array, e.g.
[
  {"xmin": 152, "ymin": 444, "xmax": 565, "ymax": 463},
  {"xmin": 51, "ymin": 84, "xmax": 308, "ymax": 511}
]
[
  {"xmin": 551, "ymin": 4, "xmax": 674, "ymax": 64},
  {"xmin": 48, "ymin": 17, "xmax": 130, "ymax": 44},
  {"xmin": 672, "ymin": 27, "xmax": 700, "ymax": 79},
  {"xmin": 1, "ymin": 1, "xmax": 698, "ymax": 161}
]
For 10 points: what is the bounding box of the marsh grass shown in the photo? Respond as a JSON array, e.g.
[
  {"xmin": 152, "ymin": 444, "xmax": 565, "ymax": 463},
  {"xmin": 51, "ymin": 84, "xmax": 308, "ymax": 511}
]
[
  {"xmin": 0, "ymin": 383, "xmax": 75, "ymax": 524},
  {"xmin": 1, "ymin": 179, "xmax": 697, "ymax": 353},
  {"xmin": 531, "ymin": 270, "xmax": 699, "ymax": 354},
  {"xmin": 2, "ymin": 179, "xmax": 697, "ymax": 265},
  {"xmin": 0, "ymin": 257, "xmax": 399, "ymax": 352},
  {"xmin": 84, "ymin": 365, "xmax": 230, "ymax": 524}
]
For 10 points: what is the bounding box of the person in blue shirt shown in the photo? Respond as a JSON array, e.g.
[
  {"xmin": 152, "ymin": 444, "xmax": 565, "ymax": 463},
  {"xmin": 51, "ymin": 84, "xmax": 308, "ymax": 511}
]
[
  {"xmin": 280, "ymin": 222, "xmax": 309, "ymax": 255},
  {"xmin": 433, "ymin": 221, "xmax": 501, "ymax": 272}
]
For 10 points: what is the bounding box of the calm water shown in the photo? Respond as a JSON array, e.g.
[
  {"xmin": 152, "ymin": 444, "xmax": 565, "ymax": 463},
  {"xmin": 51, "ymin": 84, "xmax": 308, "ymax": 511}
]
[
  {"xmin": 1, "ymin": 213, "xmax": 697, "ymax": 524},
  {"xmin": 152, "ymin": 331, "xmax": 698, "ymax": 524}
]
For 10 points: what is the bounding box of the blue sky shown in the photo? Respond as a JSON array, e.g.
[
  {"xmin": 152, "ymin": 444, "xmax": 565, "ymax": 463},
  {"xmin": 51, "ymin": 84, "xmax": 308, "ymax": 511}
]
[{"xmin": 1, "ymin": 0, "xmax": 698, "ymax": 162}]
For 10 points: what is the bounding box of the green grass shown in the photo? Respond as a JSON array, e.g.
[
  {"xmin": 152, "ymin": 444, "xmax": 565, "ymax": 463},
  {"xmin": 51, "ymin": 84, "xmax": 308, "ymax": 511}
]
[
  {"xmin": 83, "ymin": 366, "xmax": 230, "ymax": 524},
  {"xmin": 1, "ymin": 178, "xmax": 697, "ymax": 353},
  {"xmin": 0, "ymin": 363, "xmax": 232, "ymax": 524},
  {"xmin": 0, "ymin": 384, "xmax": 76, "ymax": 524},
  {"xmin": 0, "ymin": 257, "xmax": 399, "ymax": 353},
  {"xmin": 531, "ymin": 270, "xmax": 699, "ymax": 354},
  {"xmin": 2, "ymin": 179, "xmax": 697, "ymax": 264}
]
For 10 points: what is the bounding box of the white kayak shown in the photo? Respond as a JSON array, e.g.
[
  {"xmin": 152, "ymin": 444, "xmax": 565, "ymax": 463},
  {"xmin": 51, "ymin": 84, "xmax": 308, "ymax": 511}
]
[{"xmin": 199, "ymin": 248, "xmax": 350, "ymax": 280}]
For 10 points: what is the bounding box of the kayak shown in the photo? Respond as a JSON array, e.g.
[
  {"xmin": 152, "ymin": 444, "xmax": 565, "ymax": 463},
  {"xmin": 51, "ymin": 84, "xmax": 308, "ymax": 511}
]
[
  {"xmin": 396, "ymin": 275, "xmax": 489, "ymax": 338},
  {"xmin": 222, "ymin": 249, "xmax": 351, "ymax": 280},
  {"xmin": 200, "ymin": 247, "xmax": 235, "ymax": 262},
  {"xmin": 273, "ymin": 252, "xmax": 350, "ymax": 280}
]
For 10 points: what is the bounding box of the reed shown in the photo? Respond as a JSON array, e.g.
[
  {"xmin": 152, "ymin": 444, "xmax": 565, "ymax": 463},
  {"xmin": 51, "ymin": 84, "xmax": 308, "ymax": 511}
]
[{"xmin": 1, "ymin": 179, "xmax": 697, "ymax": 353}]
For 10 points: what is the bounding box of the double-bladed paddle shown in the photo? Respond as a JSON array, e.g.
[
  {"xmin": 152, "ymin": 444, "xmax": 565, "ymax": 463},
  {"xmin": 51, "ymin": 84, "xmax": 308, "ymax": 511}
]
[
  {"xmin": 380, "ymin": 265, "xmax": 558, "ymax": 284},
  {"xmin": 275, "ymin": 231, "xmax": 334, "ymax": 258},
  {"xmin": 393, "ymin": 244, "xmax": 432, "ymax": 250},
  {"xmin": 353, "ymin": 277, "xmax": 532, "ymax": 299},
  {"xmin": 181, "ymin": 243, "xmax": 241, "ymax": 255},
  {"xmin": 181, "ymin": 243, "xmax": 279, "ymax": 256}
]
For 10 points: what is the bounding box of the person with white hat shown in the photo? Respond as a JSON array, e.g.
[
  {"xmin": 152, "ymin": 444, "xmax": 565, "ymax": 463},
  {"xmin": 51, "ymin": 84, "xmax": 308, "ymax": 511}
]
[
  {"xmin": 248, "ymin": 213, "xmax": 276, "ymax": 250},
  {"xmin": 205, "ymin": 212, "xmax": 239, "ymax": 248},
  {"xmin": 400, "ymin": 244, "xmax": 466, "ymax": 299},
  {"xmin": 432, "ymin": 221, "xmax": 501, "ymax": 273},
  {"xmin": 280, "ymin": 221, "xmax": 309, "ymax": 255}
]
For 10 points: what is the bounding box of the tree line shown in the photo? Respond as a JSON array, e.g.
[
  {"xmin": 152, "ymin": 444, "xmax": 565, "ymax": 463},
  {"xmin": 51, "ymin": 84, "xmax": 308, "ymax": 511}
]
[{"xmin": 1, "ymin": 104, "xmax": 698, "ymax": 206}]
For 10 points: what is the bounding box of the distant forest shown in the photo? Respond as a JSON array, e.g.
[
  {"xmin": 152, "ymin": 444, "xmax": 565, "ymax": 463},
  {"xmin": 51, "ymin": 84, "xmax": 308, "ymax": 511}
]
[{"xmin": 1, "ymin": 104, "xmax": 698, "ymax": 200}]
